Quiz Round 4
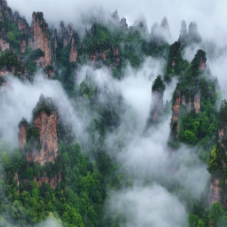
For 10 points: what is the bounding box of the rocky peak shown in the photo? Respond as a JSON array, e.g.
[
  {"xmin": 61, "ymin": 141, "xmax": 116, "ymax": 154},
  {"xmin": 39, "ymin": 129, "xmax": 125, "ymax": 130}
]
[
  {"xmin": 188, "ymin": 22, "xmax": 202, "ymax": 43},
  {"xmin": 112, "ymin": 10, "xmax": 119, "ymax": 21},
  {"xmin": 32, "ymin": 12, "xmax": 51, "ymax": 67},
  {"xmin": 179, "ymin": 20, "xmax": 188, "ymax": 42},
  {"xmin": 149, "ymin": 75, "xmax": 165, "ymax": 122},
  {"xmin": 59, "ymin": 21, "xmax": 73, "ymax": 46},
  {"xmin": 19, "ymin": 95, "xmax": 59, "ymax": 166},
  {"xmin": 18, "ymin": 118, "xmax": 28, "ymax": 149},
  {"xmin": 171, "ymin": 90, "xmax": 181, "ymax": 139},
  {"xmin": 52, "ymin": 28, "xmax": 58, "ymax": 58},
  {"xmin": 69, "ymin": 37, "xmax": 78, "ymax": 62},
  {"xmin": 120, "ymin": 17, "xmax": 128, "ymax": 29},
  {"xmin": 151, "ymin": 17, "xmax": 171, "ymax": 42},
  {"xmin": 134, "ymin": 17, "xmax": 148, "ymax": 33}
]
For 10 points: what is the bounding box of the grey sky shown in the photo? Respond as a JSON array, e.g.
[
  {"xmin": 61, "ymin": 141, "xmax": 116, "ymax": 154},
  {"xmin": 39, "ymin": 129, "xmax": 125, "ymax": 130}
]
[{"xmin": 6, "ymin": 0, "xmax": 227, "ymax": 41}]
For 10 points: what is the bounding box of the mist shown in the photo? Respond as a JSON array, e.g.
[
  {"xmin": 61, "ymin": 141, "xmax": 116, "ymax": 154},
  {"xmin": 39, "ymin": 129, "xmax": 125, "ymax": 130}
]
[
  {"xmin": 7, "ymin": 0, "xmax": 227, "ymax": 41},
  {"xmin": 74, "ymin": 59, "xmax": 210, "ymax": 226},
  {"xmin": 0, "ymin": 73, "xmax": 88, "ymax": 147}
]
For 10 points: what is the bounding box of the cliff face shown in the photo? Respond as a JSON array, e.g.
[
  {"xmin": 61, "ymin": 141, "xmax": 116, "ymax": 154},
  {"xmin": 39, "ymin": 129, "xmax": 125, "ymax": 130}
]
[
  {"xmin": 32, "ymin": 12, "xmax": 51, "ymax": 67},
  {"xmin": 69, "ymin": 37, "xmax": 78, "ymax": 62},
  {"xmin": 18, "ymin": 125, "xmax": 27, "ymax": 149},
  {"xmin": 150, "ymin": 90, "xmax": 164, "ymax": 121},
  {"xmin": 0, "ymin": 38, "xmax": 9, "ymax": 51},
  {"xmin": 171, "ymin": 91, "xmax": 181, "ymax": 138},
  {"xmin": 34, "ymin": 172, "xmax": 61, "ymax": 189},
  {"xmin": 210, "ymin": 177, "xmax": 221, "ymax": 204},
  {"xmin": 194, "ymin": 93, "xmax": 201, "ymax": 113},
  {"xmin": 26, "ymin": 111, "xmax": 58, "ymax": 165}
]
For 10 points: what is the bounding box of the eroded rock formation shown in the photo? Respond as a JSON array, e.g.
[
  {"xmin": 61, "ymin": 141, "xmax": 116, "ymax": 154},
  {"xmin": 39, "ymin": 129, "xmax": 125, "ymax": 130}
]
[
  {"xmin": 210, "ymin": 178, "xmax": 221, "ymax": 204},
  {"xmin": 18, "ymin": 125, "xmax": 27, "ymax": 149},
  {"xmin": 171, "ymin": 90, "xmax": 181, "ymax": 138},
  {"xmin": 34, "ymin": 172, "xmax": 61, "ymax": 189},
  {"xmin": 149, "ymin": 75, "xmax": 165, "ymax": 122},
  {"xmin": 26, "ymin": 111, "xmax": 58, "ymax": 165},
  {"xmin": 194, "ymin": 92, "xmax": 201, "ymax": 113},
  {"xmin": 69, "ymin": 37, "xmax": 78, "ymax": 62},
  {"xmin": 0, "ymin": 38, "xmax": 9, "ymax": 51},
  {"xmin": 32, "ymin": 12, "xmax": 51, "ymax": 67}
]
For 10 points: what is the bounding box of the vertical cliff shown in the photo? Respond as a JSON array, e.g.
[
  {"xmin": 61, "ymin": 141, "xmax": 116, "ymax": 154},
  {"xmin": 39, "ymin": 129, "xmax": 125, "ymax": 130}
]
[
  {"xmin": 209, "ymin": 100, "xmax": 227, "ymax": 204},
  {"xmin": 69, "ymin": 37, "xmax": 78, "ymax": 62},
  {"xmin": 32, "ymin": 12, "xmax": 51, "ymax": 67},
  {"xmin": 19, "ymin": 96, "xmax": 59, "ymax": 165},
  {"xmin": 194, "ymin": 92, "xmax": 201, "ymax": 113},
  {"xmin": 149, "ymin": 75, "xmax": 165, "ymax": 122},
  {"xmin": 171, "ymin": 90, "xmax": 181, "ymax": 139},
  {"xmin": 26, "ymin": 111, "xmax": 58, "ymax": 165},
  {"xmin": 18, "ymin": 119, "xmax": 28, "ymax": 149}
]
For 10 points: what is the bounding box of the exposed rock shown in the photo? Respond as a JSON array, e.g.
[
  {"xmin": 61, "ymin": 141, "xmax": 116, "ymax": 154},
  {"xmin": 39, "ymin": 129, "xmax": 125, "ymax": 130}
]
[
  {"xmin": 0, "ymin": 38, "xmax": 9, "ymax": 51},
  {"xmin": 0, "ymin": 65, "xmax": 15, "ymax": 76},
  {"xmin": 113, "ymin": 47, "xmax": 119, "ymax": 56},
  {"xmin": 59, "ymin": 21, "xmax": 72, "ymax": 46},
  {"xmin": 194, "ymin": 92, "xmax": 201, "ymax": 113},
  {"xmin": 189, "ymin": 97, "xmax": 192, "ymax": 111},
  {"xmin": 181, "ymin": 95, "xmax": 186, "ymax": 105},
  {"xmin": 112, "ymin": 10, "xmax": 119, "ymax": 21},
  {"xmin": 52, "ymin": 29, "xmax": 58, "ymax": 58},
  {"xmin": 199, "ymin": 58, "xmax": 206, "ymax": 70},
  {"xmin": 34, "ymin": 172, "xmax": 61, "ymax": 189},
  {"xmin": 149, "ymin": 75, "xmax": 165, "ymax": 122},
  {"xmin": 150, "ymin": 90, "xmax": 164, "ymax": 122},
  {"xmin": 160, "ymin": 17, "xmax": 171, "ymax": 41},
  {"xmin": 14, "ymin": 171, "xmax": 20, "ymax": 187},
  {"xmin": 210, "ymin": 178, "xmax": 221, "ymax": 204},
  {"xmin": 32, "ymin": 12, "xmax": 51, "ymax": 67},
  {"xmin": 188, "ymin": 22, "xmax": 202, "ymax": 43},
  {"xmin": 69, "ymin": 37, "xmax": 78, "ymax": 62},
  {"xmin": 13, "ymin": 12, "xmax": 28, "ymax": 34},
  {"xmin": 18, "ymin": 125, "xmax": 27, "ymax": 149},
  {"xmin": 26, "ymin": 111, "xmax": 58, "ymax": 165},
  {"xmin": 171, "ymin": 90, "xmax": 181, "ymax": 138},
  {"xmin": 179, "ymin": 20, "xmax": 188, "ymax": 42},
  {"xmin": 90, "ymin": 50, "xmax": 108, "ymax": 62},
  {"xmin": 20, "ymin": 39, "xmax": 26, "ymax": 53},
  {"xmin": 120, "ymin": 17, "xmax": 128, "ymax": 29}
]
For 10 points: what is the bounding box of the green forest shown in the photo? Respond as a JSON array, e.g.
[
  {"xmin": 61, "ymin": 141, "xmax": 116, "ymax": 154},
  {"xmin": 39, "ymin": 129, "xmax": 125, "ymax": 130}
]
[{"xmin": 0, "ymin": 0, "xmax": 227, "ymax": 226}]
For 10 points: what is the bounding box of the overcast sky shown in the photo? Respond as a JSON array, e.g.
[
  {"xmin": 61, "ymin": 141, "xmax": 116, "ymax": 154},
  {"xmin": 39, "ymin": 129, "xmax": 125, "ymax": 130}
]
[{"xmin": 6, "ymin": 0, "xmax": 227, "ymax": 41}]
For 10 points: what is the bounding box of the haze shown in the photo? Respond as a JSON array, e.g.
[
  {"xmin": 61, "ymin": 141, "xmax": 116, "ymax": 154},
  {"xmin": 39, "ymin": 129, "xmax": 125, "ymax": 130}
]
[{"xmin": 7, "ymin": 0, "xmax": 227, "ymax": 41}]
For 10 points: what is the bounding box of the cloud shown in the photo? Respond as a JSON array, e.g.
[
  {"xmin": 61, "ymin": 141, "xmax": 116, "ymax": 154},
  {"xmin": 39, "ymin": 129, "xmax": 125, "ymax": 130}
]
[
  {"xmin": 7, "ymin": 0, "xmax": 227, "ymax": 41},
  {"xmin": 0, "ymin": 73, "xmax": 87, "ymax": 147},
  {"xmin": 106, "ymin": 184, "xmax": 187, "ymax": 227}
]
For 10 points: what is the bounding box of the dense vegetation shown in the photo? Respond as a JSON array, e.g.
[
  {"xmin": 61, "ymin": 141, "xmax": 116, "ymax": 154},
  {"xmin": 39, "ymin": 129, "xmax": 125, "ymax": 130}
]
[{"xmin": 0, "ymin": 1, "xmax": 227, "ymax": 227}]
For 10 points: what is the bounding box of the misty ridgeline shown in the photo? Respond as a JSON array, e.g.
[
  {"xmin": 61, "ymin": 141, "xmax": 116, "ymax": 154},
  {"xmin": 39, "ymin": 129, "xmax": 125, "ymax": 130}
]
[{"xmin": 0, "ymin": 0, "xmax": 227, "ymax": 227}]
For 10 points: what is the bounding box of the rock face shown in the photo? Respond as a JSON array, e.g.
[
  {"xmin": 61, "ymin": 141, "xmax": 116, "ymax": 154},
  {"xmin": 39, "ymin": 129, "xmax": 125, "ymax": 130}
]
[
  {"xmin": 20, "ymin": 39, "xmax": 26, "ymax": 53},
  {"xmin": 26, "ymin": 111, "xmax": 58, "ymax": 165},
  {"xmin": 120, "ymin": 17, "xmax": 128, "ymax": 29},
  {"xmin": 32, "ymin": 12, "xmax": 51, "ymax": 67},
  {"xmin": 179, "ymin": 20, "xmax": 188, "ymax": 42},
  {"xmin": 18, "ymin": 125, "xmax": 27, "ymax": 149},
  {"xmin": 59, "ymin": 21, "xmax": 72, "ymax": 47},
  {"xmin": 171, "ymin": 91, "xmax": 181, "ymax": 138},
  {"xmin": 52, "ymin": 29, "xmax": 58, "ymax": 58},
  {"xmin": 34, "ymin": 172, "xmax": 61, "ymax": 189},
  {"xmin": 194, "ymin": 92, "xmax": 201, "ymax": 113},
  {"xmin": 150, "ymin": 90, "xmax": 164, "ymax": 122},
  {"xmin": 160, "ymin": 17, "xmax": 171, "ymax": 41},
  {"xmin": 210, "ymin": 178, "xmax": 221, "ymax": 204},
  {"xmin": 188, "ymin": 22, "xmax": 202, "ymax": 43},
  {"xmin": 69, "ymin": 37, "xmax": 78, "ymax": 62},
  {"xmin": 0, "ymin": 38, "xmax": 9, "ymax": 51}
]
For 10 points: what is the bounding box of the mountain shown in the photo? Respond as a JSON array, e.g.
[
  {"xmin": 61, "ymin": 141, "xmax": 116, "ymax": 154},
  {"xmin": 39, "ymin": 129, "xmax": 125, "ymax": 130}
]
[{"xmin": 0, "ymin": 0, "xmax": 226, "ymax": 227}]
